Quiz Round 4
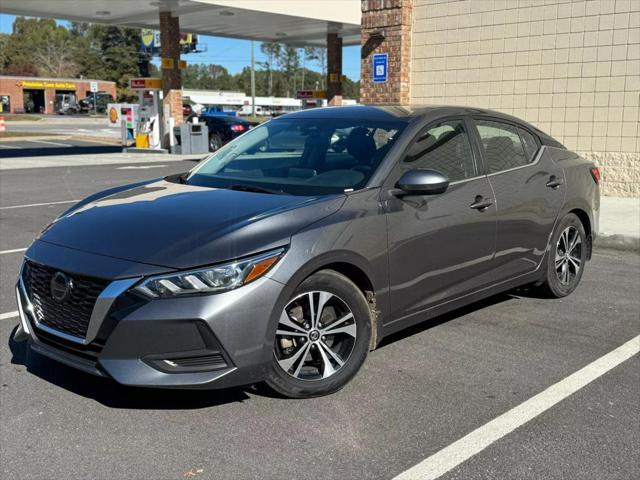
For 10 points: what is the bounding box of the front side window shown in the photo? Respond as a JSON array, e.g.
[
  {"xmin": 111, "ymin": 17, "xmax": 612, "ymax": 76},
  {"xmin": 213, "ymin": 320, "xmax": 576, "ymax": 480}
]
[
  {"xmin": 185, "ymin": 118, "xmax": 406, "ymax": 196},
  {"xmin": 401, "ymin": 120, "xmax": 476, "ymax": 182},
  {"xmin": 476, "ymin": 120, "xmax": 530, "ymax": 174}
]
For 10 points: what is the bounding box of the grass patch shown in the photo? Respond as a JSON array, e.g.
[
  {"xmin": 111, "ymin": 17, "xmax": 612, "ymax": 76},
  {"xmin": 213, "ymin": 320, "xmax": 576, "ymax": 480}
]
[{"xmin": 0, "ymin": 113, "xmax": 43, "ymax": 121}]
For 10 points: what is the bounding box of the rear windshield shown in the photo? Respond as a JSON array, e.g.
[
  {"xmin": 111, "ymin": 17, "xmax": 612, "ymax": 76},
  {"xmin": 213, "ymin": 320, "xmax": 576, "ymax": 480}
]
[{"xmin": 185, "ymin": 117, "xmax": 407, "ymax": 196}]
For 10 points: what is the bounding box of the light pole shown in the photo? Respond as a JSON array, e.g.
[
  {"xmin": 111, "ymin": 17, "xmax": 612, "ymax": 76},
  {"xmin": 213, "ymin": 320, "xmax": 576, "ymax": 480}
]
[{"xmin": 250, "ymin": 41, "xmax": 256, "ymax": 117}]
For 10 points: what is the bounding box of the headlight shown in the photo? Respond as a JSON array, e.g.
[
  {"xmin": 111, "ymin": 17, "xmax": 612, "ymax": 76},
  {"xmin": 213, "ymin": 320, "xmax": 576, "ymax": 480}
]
[{"xmin": 135, "ymin": 248, "xmax": 285, "ymax": 298}]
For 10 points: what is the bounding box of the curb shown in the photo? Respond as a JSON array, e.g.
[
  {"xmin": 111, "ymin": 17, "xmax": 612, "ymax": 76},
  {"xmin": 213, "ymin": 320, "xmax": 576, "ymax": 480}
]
[{"xmin": 594, "ymin": 234, "xmax": 640, "ymax": 252}]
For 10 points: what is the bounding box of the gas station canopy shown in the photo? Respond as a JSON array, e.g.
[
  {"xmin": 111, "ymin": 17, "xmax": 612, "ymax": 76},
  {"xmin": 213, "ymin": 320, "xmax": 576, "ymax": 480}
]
[{"xmin": 0, "ymin": 0, "xmax": 362, "ymax": 47}]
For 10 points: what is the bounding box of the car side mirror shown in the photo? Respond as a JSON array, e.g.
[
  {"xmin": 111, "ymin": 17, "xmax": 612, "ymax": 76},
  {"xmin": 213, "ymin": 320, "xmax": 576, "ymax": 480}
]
[{"xmin": 394, "ymin": 169, "xmax": 450, "ymax": 196}]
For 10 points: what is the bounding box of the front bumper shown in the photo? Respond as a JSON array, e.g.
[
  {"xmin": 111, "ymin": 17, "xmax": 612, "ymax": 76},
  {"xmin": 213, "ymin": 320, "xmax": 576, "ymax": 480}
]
[{"xmin": 16, "ymin": 260, "xmax": 286, "ymax": 390}]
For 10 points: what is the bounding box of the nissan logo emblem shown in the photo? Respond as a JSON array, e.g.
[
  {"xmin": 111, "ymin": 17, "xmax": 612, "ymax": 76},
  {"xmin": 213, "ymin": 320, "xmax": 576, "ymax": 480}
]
[{"xmin": 50, "ymin": 272, "xmax": 73, "ymax": 303}]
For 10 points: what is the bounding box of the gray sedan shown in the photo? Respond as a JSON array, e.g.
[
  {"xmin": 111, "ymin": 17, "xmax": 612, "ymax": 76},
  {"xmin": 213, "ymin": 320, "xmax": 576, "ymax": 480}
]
[{"xmin": 15, "ymin": 105, "xmax": 600, "ymax": 398}]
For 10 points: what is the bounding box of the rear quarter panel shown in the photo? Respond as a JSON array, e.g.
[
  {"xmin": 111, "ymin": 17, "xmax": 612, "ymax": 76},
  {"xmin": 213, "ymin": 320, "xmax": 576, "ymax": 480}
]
[{"xmin": 548, "ymin": 146, "xmax": 600, "ymax": 239}]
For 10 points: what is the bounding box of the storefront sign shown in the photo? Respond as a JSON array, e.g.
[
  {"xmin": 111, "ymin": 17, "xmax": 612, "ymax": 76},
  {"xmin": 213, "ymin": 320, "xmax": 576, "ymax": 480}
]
[
  {"xmin": 130, "ymin": 78, "xmax": 162, "ymax": 90},
  {"xmin": 19, "ymin": 81, "xmax": 76, "ymax": 89}
]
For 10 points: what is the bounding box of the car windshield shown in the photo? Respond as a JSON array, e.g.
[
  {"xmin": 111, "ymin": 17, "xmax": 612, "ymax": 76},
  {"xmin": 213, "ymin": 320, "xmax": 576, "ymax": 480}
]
[{"xmin": 184, "ymin": 117, "xmax": 407, "ymax": 196}]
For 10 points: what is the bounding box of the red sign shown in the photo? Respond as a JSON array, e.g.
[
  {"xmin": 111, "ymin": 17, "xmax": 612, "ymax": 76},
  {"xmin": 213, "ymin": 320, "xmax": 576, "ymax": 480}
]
[
  {"xmin": 296, "ymin": 90, "xmax": 314, "ymax": 99},
  {"xmin": 130, "ymin": 78, "xmax": 162, "ymax": 90}
]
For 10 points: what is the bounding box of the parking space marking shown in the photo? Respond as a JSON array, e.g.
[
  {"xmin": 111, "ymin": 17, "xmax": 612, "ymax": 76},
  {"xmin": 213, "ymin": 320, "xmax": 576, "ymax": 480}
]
[
  {"xmin": 0, "ymin": 199, "xmax": 78, "ymax": 210},
  {"xmin": 393, "ymin": 335, "xmax": 640, "ymax": 480},
  {"xmin": 0, "ymin": 311, "xmax": 18, "ymax": 320},
  {"xmin": 0, "ymin": 248, "xmax": 27, "ymax": 255},
  {"xmin": 29, "ymin": 139, "xmax": 73, "ymax": 147}
]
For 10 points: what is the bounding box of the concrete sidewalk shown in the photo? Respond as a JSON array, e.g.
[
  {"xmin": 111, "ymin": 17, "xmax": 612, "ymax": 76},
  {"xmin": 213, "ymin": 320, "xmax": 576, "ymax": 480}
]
[
  {"xmin": 0, "ymin": 151, "xmax": 206, "ymax": 170},
  {"xmin": 596, "ymin": 196, "xmax": 640, "ymax": 251}
]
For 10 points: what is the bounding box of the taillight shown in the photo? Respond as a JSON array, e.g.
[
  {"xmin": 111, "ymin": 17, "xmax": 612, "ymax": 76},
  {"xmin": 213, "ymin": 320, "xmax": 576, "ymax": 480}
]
[
  {"xmin": 590, "ymin": 167, "xmax": 601, "ymax": 185},
  {"xmin": 230, "ymin": 124, "xmax": 246, "ymax": 133}
]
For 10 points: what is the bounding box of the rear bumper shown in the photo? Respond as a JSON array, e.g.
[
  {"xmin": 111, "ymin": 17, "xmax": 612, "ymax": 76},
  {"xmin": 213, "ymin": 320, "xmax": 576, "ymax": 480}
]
[{"xmin": 16, "ymin": 266, "xmax": 286, "ymax": 390}]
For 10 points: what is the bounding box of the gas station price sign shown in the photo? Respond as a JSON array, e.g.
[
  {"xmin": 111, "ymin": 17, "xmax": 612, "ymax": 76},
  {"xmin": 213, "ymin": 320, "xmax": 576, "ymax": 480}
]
[{"xmin": 129, "ymin": 78, "xmax": 162, "ymax": 90}]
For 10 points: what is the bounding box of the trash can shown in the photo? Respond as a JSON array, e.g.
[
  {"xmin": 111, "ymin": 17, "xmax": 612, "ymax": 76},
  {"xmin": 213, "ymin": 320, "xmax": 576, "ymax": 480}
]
[{"xmin": 174, "ymin": 123, "xmax": 209, "ymax": 154}]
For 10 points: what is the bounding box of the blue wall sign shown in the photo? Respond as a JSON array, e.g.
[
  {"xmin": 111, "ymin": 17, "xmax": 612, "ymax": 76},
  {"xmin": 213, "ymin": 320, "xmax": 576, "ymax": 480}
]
[{"xmin": 372, "ymin": 53, "xmax": 388, "ymax": 83}]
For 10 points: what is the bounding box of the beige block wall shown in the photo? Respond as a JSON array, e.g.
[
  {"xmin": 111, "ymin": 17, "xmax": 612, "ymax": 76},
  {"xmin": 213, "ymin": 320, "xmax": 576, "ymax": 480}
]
[{"xmin": 410, "ymin": 0, "xmax": 640, "ymax": 197}]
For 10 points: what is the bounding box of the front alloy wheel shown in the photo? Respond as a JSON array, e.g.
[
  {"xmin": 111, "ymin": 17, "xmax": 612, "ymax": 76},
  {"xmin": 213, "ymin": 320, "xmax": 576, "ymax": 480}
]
[
  {"xmin": 266, "ymin": 270, "xmax": 371, "ymax": 398},
  {"xmin": 275, "ymin": 291, "xmax": 357, "ymax": 381}
]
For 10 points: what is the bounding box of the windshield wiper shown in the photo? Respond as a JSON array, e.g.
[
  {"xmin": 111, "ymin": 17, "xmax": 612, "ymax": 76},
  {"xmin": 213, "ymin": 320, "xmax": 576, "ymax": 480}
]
[
  {"xmin": 177, "ymin": 172, "xmax": 189, "ymax": 184},
  {"xmin": 228, "ymin": 184, "xmax": 290, "ymax": 195}
]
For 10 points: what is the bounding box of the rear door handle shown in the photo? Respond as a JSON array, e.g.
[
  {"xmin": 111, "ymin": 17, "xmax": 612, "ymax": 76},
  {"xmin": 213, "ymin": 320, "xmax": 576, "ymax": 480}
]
[
  {"xmin": 470, "ymin": 196, "xmax": 493, "ymax": 212},
  {"xmin": 546, "ymin": 175, "xmax": 564, "ymax": 189}
]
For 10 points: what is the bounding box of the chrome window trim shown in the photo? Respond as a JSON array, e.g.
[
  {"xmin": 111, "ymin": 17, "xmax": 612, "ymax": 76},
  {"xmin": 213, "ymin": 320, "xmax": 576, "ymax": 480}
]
[
  {"xmin": 485, "ymin": 145, "xmax": 546, "ymax": 178},
  {"xmin": 18, "ymin": 262, "xmax": 140, "ymax": 345},
  {"xmin": 448, "ymin": 174, "xmax": 488, "ymax": 186}
]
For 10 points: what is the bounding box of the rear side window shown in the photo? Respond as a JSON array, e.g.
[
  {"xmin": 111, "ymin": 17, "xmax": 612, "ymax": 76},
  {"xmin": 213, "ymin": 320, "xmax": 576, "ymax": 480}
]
[
  {"xmin": 402, "ymin": 120, "xmax": 476, "ymax": 182},
  {"xmin": 476, "ymin": 120, "xmax": 529, "ymax": 174},
  {"xmin": 518, "ymin": 128, "xmax": 540, "ymax": 162}
]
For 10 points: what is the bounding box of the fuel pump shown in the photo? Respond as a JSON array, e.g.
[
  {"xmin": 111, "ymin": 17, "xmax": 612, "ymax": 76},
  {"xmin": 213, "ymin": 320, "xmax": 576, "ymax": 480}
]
[
  {"xmin": 136, "ymin": 91, "xmax": 161, "ymax": 148},
  {"xmin": 129, "ymin": 78, "xmax": 164, "ymax": 150}
]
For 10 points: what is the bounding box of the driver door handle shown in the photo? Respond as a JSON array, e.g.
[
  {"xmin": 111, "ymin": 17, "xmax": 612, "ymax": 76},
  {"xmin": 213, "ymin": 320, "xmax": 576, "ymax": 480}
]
[
  {"xmin": 470, "ymin": 196, "xmax": 493, "ymax": 212},
  {"xmin": 546, "ymin": 175, "xmax": 564, "ymax": 189}
]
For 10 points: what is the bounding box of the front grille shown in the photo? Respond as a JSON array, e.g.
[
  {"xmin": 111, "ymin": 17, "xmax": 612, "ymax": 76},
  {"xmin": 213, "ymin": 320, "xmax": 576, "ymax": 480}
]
[{"xmin": 23, "ymin": 260, "xmax": 109, "ymax": 340}]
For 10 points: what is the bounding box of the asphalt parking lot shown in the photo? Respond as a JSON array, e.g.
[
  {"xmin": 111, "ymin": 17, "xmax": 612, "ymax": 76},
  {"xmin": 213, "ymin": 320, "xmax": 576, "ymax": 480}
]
[{"xmin": 0, "ymin": 161, "xmax": 638, "ymax": 480}]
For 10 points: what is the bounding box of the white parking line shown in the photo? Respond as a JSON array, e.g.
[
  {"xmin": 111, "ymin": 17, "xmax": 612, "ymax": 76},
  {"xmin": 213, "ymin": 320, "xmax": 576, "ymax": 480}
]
[
  {"xmin": 393, "ymin": 335, "xmax": 640, "ymax": 480},
  {"xmin": 0, "ymin": 144, "xmax": 23, "ymax": 149},
  {"xmin": 0, "ymin": 311, "xmax": 18, "ymax": 320},
  {"xmin": 29, "ymin": 139, "xmax": 73, "ymax": 147},
  {"xmin": 0, "ymin": 199, "xmax": 78, "ymax": 210},
  {"xmin": 0, "ymin": 248, "xmax": 26, "ymax": 255},
  {"xmin": 116, "ymin": 165, "xmax": 168, "ymax": 170}
]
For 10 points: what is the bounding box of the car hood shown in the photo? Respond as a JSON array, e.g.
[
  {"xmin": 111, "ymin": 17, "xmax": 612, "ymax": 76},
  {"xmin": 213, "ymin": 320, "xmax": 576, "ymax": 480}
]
[{"xmin": 39, "ymin": 179, "xmax": 345, "ymax": 269}]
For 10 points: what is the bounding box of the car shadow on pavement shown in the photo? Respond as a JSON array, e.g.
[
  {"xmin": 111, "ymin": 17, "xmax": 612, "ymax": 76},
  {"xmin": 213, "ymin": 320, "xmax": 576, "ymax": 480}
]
[
  {"xmin": 377, "ymin": 292, "xmax": 515, "ymax": 349},
  {"xmin": 8, "ymin": 327, "xmax": 250, "ymax": 409}
]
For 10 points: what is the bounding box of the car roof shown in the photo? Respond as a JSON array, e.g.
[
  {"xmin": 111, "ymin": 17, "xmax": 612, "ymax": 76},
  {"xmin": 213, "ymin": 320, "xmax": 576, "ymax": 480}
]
[
  {"xmin": 280, "ymin": 104, "xmax": 520, "ymax": 123},
  {"xmin": 277, "ymin": 105, "xmax": 562, "ymax": 147}
]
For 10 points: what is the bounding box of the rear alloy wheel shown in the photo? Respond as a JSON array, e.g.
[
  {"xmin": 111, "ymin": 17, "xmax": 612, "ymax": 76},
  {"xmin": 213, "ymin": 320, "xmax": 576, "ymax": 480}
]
[
  {"xmin": 540, "ymin": 213, "xmax": 587, "ymax": 297},
  {"xmin": 266, "ymin": 270, "xmax": 371, "ymax": 398},
  {"xmin": 209, "ymin": 133, "xmax": 223, "ymax": 152}
]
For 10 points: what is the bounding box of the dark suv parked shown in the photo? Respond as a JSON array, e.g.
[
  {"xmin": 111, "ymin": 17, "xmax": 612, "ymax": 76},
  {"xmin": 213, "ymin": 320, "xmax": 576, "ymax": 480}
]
[{"xmin": 15, "ymin": 106, "xmax": 599, "ymax": 398}]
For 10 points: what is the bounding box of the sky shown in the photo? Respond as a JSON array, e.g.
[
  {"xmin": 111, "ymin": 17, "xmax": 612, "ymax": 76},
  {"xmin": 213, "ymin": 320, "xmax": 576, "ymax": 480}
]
[{"xmin": 0, "ymin": 14, "xmax": 361, "ymax": 80}]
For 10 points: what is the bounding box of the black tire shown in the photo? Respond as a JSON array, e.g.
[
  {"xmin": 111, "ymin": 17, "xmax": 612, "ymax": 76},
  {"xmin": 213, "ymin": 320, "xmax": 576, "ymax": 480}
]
[
  {"xmin": 266, "ymin": 270, "xmax": 372, "ymax": 398},
  {"xmin": 209, "ymin": 133, "xmax": 223, "ymax": 152},
  {"xmin": 539, "ymin": 213, "xmax": 587, "ymax": 298}
]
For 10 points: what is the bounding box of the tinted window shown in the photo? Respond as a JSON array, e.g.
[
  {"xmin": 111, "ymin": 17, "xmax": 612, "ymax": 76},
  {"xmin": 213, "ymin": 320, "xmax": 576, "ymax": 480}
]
[
  {"xmin": 518, "ymin": 128, "xmax": 540, "ymax": 162},
  {"xmin": 186, "ymin": 118, "xmax": 406, "ymax": 195},
  {"xmin": 402, "ymin": 120, "xmax": 476, "ymax": 182},
  {"xmin": 476, "ymin": 120, "xmax": 528, "ymax": 173}
]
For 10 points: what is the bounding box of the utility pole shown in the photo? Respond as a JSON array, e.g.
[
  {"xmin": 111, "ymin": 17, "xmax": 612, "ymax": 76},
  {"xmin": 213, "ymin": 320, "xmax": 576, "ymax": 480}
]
[{"xmin": 250, "ymin": 40, "xmax": 256, "ymax": 117}]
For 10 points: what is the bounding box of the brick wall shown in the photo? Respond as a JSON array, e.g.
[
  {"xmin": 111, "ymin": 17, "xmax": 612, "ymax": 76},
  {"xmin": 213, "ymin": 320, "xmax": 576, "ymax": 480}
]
[
  {"xmin": 360, "ymin": 0, "xmax": 414, "ymax": 105},
  {"xmin": 410, "ymin": 0, "xmax": 639, "ymax": 197}
]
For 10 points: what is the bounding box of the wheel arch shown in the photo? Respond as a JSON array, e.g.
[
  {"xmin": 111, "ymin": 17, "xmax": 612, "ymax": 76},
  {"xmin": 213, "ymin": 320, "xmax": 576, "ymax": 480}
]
[
  {"xmin": 270, "ymin": 251, "xmax": 382, "ymax": 350},
  {"xmin": 568, "ymin": 207, "xmax": 593, "ymax": 259}
]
